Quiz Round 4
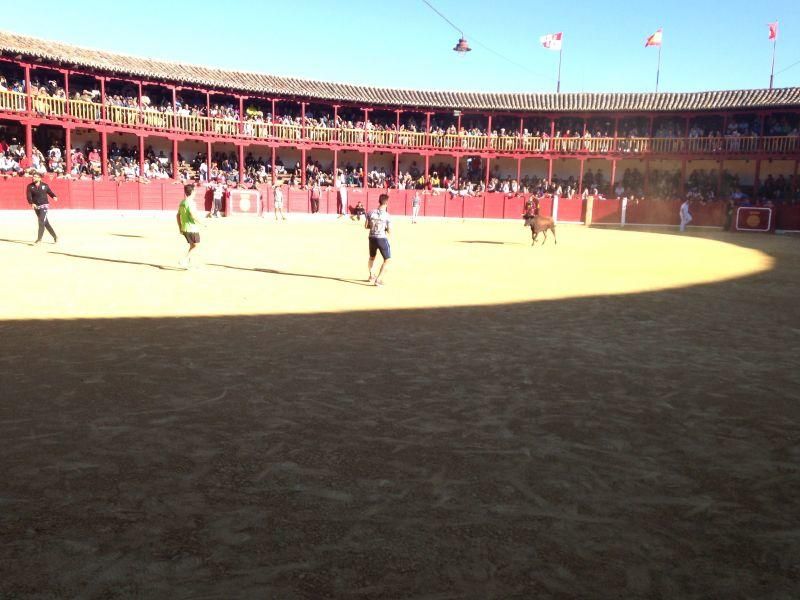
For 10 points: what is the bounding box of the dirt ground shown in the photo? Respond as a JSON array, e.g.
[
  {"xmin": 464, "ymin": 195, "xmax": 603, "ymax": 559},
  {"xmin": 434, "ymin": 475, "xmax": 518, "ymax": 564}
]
[{"xmin": 1, "ymin": 213, "xmax": 798, "ymax": 599}]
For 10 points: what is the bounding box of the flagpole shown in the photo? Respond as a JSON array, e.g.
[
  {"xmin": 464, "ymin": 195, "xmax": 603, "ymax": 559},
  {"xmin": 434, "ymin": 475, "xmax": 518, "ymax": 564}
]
[
  {"xmin": 557, "ymin": 46, "xmax": 563, "ymax": 94},
  {"xmin": 656, "ymin": 43, "xmax": 662, "ymax": 93},
  {"xmin": 769, "ymin": 34, "xmax": 777, "ymax": 89}
]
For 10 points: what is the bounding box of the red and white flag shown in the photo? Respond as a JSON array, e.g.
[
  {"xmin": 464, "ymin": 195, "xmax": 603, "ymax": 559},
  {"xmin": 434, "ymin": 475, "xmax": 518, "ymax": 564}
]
[
  {"xmin": 645, "ymin": 28, "xmax": 663, "ymax": 47},
  {"xmin": 768, "ymin": 21, "xmax": 778, "ymax": 41},
  {"xmin": 540, "ymin": 32, "xmax": 563, "ymax": 51}
]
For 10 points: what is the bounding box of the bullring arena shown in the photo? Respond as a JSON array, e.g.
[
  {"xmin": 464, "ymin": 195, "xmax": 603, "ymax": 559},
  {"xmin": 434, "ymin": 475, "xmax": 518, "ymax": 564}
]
[{"xmin": 1, "ymin": 29, "xmax": 800, "ymax": 599}]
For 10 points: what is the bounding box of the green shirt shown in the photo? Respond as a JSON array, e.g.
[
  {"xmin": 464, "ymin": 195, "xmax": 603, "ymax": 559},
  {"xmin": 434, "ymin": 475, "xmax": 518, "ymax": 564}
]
[{"xmin": 178, "ymin": 198, "xmax": 199, "ymax": 233}]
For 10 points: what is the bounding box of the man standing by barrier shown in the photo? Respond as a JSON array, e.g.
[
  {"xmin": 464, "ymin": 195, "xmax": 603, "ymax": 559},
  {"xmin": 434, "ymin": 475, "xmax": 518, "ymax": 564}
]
[
  {"xmin": 366, "ymin": 193, "xmax": 391, "ymax": 286},
  {"xmin": 679, "ymin": 198, "xmax": 692, "ymax": 232},
  {"xmin": 272, "ymin": 184, "xmax": 286, "ymax": 221},
  {"xmin": 27, "ymin": 172, "xmax": 58, "ymax": 244},
  {"xmin": 411, "ymin": 190, "xmax": 422, "ymax": 223},
  {"xmin": 337, "ymin": 179, "xmax": 348, "ymax": 218}
]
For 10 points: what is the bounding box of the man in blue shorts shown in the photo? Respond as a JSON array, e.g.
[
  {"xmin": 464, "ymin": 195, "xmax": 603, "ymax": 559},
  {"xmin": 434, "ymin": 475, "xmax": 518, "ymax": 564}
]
[{"xmin": 366, "ymin": 193, "xmax": 391, "ymax": 286}]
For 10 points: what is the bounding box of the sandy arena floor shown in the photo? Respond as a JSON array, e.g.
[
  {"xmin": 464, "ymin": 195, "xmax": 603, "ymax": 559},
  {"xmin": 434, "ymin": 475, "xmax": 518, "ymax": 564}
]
[{"xmin": 1, "ymin": 213, "xmax": 798, "ymax": 598}]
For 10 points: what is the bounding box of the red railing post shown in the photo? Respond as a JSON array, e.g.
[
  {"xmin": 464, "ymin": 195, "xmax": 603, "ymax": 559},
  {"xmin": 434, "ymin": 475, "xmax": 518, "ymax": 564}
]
[
  {"xmin": 301, "ymin": 101, "xmax": 307, "ymax": 140},
  {"xmin": 239, "ymin": 95, "xmax": 245, "ymax": 136},
  {"xmin": 170, "ymin": 86, "xmax": 177, "ymax": 132},
  {"xmin": 137, "ymin": 81, "xmax": 143, "ymax": 126},
  {"xmin": 64, "ymin": 69, "xmax": 70, "ymax": 118},
  {"xmin": 486, "ymin": 114, "xmax": 492, "ymax": 151},
  {"xmin": 99, "ymin": 77, "xmax": 106, "ymax": 121},
  {"xmin": 205, "ymin": 140, "xmax": 212, "ymax": 181},
  {"xmin": 425, "ymin": 112, "xmax": 431, "ymax": 147},
  {"xmin": 23, "ymin": 64, "xmax": 31, "ymax": 114},
  {"xmin": 205, "ymin": 90, "xmax": 211, "ymax": 133},
  {"xmin": 363, "ymin": 151, "xmax": 368, "ymax": 189}
]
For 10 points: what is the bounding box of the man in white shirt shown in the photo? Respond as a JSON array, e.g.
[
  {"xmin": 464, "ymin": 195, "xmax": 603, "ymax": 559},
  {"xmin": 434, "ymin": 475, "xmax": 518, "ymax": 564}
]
[{"xmin": 365, "ymin": 194, "xmax": 391, "ymax": 286}]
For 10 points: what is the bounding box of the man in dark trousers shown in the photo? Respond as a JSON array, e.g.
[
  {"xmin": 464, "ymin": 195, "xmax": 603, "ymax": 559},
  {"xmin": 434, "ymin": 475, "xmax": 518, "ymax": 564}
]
[{"xmin": 26, "ymin": 172, "xmax": 58, "ymax": 244}]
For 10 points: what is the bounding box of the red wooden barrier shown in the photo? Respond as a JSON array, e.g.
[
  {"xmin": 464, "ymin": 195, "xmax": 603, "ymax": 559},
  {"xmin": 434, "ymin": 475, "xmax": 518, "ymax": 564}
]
[
  {"xmin": 444, "ymin": 196, "xmax": 462, "ymax": 218},
  {"xmin": 775, "ymin": 204, "xmax": 800, "ymax": 230},
  {"xmin": 2, "ymin": 178, "xmax": 797, "ymax": 234},
  {"xmin": 425, "ymin": 193, "xmax": 446, "ymax": 217},
  {"xmin": 287, "ymin": 188, "xmax": 309, "ymax": 213},
  {"xmin": 592, "ymin": 198, "xmax": 622, "ymax": 224},
  {"xmin": 462, "ymin": 195, "xmax": 484, "ymax": 218},
  {"xmin": 558, "ymin": 197, "xmax": 584, "ymax": 222}
]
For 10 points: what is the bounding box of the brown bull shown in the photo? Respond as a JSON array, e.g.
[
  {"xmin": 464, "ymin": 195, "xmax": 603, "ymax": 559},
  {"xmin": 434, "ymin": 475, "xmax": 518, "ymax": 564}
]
[{"xmin": 524, "ymin": 214, "xmax": 557, "ymax": 246}]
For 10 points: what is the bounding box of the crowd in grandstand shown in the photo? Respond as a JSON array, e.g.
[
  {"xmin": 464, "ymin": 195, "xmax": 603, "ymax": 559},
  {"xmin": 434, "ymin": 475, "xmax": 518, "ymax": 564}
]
[{"xmin": 2, "ymin": 68, "xmax": 799, "ymax": 202}]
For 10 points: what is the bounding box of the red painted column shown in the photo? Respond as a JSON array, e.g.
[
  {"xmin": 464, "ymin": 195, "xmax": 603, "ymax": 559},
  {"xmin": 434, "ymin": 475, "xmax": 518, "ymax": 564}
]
[
  {"xmin": 139, "ymin": 135, "xmax": 145, "ymax": 178},
  {"xmin": 680, "ymin": 158, "xmax": 687, "ymax": 198},
  {"xmin": 484, "ymin": 156, "xmax": 491, "ymax": 190},
  {"xmin": 301, "ymin": 147, "xmax": 307, "ymax": 187},
  {"xmin": 424, "ymin": 154, "xmax": 430, "ymax": 180},
  {"xmin": 271, "ymin": 99, "xmax": 277, "ymax": 137},
  {"xmin": 547, "ymin": 158, "xmax": 554, "ymax": 183},
  {"xmin": 578, "ymin": 159, "xmax": 585, "ymax": 196},
  {"xmin": 101, "ymin": 130, "xmax": 108, "ymax": 177},
  {"xmin": 456, "ymin": 113, "xmax": 462, "ymax": 149},
  {"xmin": 516, "ymin": 158, "xmax": 522, "ymax": 185},
  {"xmin": 202, "ymin": 140, "xmax": 211, "ymax": 182},
  {"xmin": 791, "ymin": 159, "xmax": 799, "ymax": 201},
  {"xmin": 363, "ymin": 108, "xmax": 371, "ymax": 144},
  {"xmin": 172, "ymin": 138, "xmax": 179, "ymax": 180},
  {"xmin": 363, "ymin": 151, "xmax": 368, "ymax": 189},
  {"xmin": 394, "ymin": 152, "xmax": 399, "ymax": 187},
  {"xmin": 239, "ymin": 95, "xmax": 245, "ymax": 135},
  {"xmin": 24, "ymin": 64, "xmax": 31, "ymax": 113},
  {"xmin": 612, "ymin": 116, "xmax": 619, "ymax": 153},
  {"xmin": 454, "ymin": 154, "xmax": 459, "ymax": 187},
  {"xmin": 65, "ymin": 127, "xmax": 72, "ymax": 174},
  {"xmin": 717, "ymin": 159, "xmax": 723, "ymax": 198},
  {"xmin": 518, "ymin": 116, "xmax": 524, "ymax": 151},
  {"xmin": 24, "ymin": 123, "xmax": 32, "ymax": 165},
  {"xmin": 754, "ymin": 159, "xmax": 761, "ymax": 199},
  {"xmin": 643, "ymin": 159, "xmax": 650, "ymax": 198},
  {"xmin": 486, "ymin": 114, "xmax": 492, "ymax": 151},
  {"xmin": 333, "ymin": 149, "xmax": 338, "ymax": 182},
  {"xmin": 610, "ymin": 158, "xmax": 617, "ymax": 196},
  {"xmin": 301, "ymin": 102, "xmax": 307, "ymax": 139},
  {"xmin": 271, "ymin": 146, "xmax": 277, "ymax": 185},
  {"xmin": 238, "ymin": 144, "xmax": 245, "ymax": 184}
]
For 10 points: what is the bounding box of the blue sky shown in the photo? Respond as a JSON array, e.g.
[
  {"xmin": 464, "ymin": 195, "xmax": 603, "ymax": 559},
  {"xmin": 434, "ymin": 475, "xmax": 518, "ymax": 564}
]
[{"xmin": 2, "ymin": 0, "xmax": 799, "ymax": 94}]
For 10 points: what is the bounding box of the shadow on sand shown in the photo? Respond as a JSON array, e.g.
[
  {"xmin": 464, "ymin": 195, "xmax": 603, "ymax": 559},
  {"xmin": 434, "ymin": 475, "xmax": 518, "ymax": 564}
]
[{"xmin": 1, "ymin": 229, "xmax": 798, "ymax": 598}]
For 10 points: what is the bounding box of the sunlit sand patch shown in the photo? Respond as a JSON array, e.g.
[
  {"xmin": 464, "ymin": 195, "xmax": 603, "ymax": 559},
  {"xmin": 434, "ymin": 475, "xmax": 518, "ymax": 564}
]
[{"xmin": 0, "ymin": 217, "xmax": 773, "ymax": 320}]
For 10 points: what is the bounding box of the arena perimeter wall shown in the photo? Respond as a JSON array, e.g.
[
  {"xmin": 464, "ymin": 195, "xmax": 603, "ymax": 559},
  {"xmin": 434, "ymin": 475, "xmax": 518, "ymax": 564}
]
[{"xmin": 1, "ymin": 179, "xmax": 799, "ymax": 230}]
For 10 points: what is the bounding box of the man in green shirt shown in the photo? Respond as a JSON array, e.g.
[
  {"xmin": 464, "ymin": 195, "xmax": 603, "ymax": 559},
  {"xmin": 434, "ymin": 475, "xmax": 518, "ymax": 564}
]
[{"xmin": 177, "ymin": 184, "xmax": 201, "ymax": 268}]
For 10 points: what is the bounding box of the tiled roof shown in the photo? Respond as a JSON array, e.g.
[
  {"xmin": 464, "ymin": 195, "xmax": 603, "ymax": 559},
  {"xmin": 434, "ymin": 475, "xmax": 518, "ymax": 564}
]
[{"xmin": 2, "ymin": 30, "xmax": 800, "ymax": 113}]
